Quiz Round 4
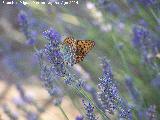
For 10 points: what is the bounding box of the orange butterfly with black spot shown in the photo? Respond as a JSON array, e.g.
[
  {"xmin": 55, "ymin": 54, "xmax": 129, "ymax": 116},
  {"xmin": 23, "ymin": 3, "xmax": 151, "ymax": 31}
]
[{"xmin": 63, "ymin": 36, "xmax": 95, "ymax": 65}]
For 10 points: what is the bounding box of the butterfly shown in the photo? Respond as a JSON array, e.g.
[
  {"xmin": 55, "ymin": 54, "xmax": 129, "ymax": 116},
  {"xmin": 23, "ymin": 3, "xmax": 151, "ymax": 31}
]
[{"xmin": 62, "ymin": 36, "xmax": 95, "ymax": 65}]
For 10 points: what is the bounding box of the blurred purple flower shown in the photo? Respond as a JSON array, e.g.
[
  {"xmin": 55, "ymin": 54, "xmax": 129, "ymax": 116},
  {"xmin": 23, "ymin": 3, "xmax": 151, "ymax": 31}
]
[
  {"xmin": 97, "ymin": 58, "xmax": 132, "ymax": 119},
  {"xmin": 82, "ymin": 100, "xmax": 97, "ymax": 120},
  {"xmin": 26, "ymin": 111, "xmax": 38, "ymax": 120},
  {"xmin": 98, "ymin": 0, "xmax": 110, "ymax": 9},
  {"xmin": 125, "ymin": 75, "xmax": 140, "ymax": 102},
  {"xmin": 2, "ymin": 104, "xmax": 18, "ymax": 120},
  {"xmin": 151, "ymin": 74, "xmax": 160, "ymax": 89},
  {"xmin": 138, "ymin": 19, "xmax": 148, "ymax": 27},
  {"xmin": 84, "ymin": 83, "xmax": 95, "ymax": 93},
  {"xmin": 107, "ymin": 3, "xmax": 120, "ymax": 15},
  {"xmin": 16, "ymin": 83, "xmax": 33, "ymax": 104},
  {"xmin": 131, "ymin": 26, "xmax": 155, "ymax": 64},
  {"xmin": 25, "ymin": 39, "xmax": 36, "ymax": 46},
  {"xmin": 138, "ymin": 0, "xmax": 157, "ymax": 6},
  {"xmin": 50, "ymin": 87, "xmax": 63, "ymax": 97},
  {"xmin": 18, "ymin": 11, "xmax": 28, "ymax": 26},
  {"xmin": 75, "ymin": 115, "xmax": 84, "ymax": 120},
  {"xmin": 132, "ymin": 26, "xmax": 149, "ymax": 48},
  {"xmin": 18, "ymin": 11, "xmax": 29, "ymax": 37},
  {"xmin": 12, "ymin": 96, "xmax": 26, "ymax": 106},
  {"xmin": 25, "ymin": 31, "xmax": 37, "ymax": 45},
  {"xmin": 145, "ymin": 105, "xmax": 157, "ymax": 120},
  {"xmin": 53, "ymin": 98, "xmax": 62, "ymax": 106},
  {"xmin": 40, "ymin": 65, "xmax": 57, "ymax": 96},
  {"xmin": 2, "ymin": 54, "xmax": 26, "ymax": 78},
  {"xmin": 18, "ymin": 11, "xmax": 37, "ymax": 46}
]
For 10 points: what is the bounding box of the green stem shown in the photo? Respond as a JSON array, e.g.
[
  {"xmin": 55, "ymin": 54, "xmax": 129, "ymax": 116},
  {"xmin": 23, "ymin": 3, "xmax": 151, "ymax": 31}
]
[
  {"xmin": 149, "ymin": 8, "xmax": 159, "ymax": 24},
  {"xmin": 81, "ymin": 89, "xmax": 109, "ymax": 120},
  {"xmin": 73, "ymin": 86, "xmax": 110, "ymax": 120},
  {"xmin": 33, "ymin": 45, "xmax": 38, "ymax": 52},
  {"xmin": 58, "ymin": 105, "xmax": 70, "ymax": 120},
  {"xmin": 111, "ymin": 34, "xmax": 130, "ymax": 74}
]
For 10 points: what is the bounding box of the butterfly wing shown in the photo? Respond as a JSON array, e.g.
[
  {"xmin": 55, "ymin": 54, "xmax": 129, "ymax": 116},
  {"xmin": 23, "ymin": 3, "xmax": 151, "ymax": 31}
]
[
  {"xmin": 75, "ymin": 40, "xmax": 95, "ymax": 63},
  {"xmin": 63, "ymin": 36, "xmax": 74, "ymax": 44},
  {"xmin": 63, "ymin": 37, "xmax": 95, "ymax": 65},
  {"xmin": 63, "ymin": 37, "xmax": 77, "ymax": 65}
]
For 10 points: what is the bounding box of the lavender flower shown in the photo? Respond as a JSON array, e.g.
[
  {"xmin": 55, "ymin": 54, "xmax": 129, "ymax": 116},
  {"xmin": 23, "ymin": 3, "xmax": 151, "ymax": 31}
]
[
  {"xmin": 82, "ymin": 100, "xmax": 97, "ymax": 120},
  {"xmin": 97, "ymin": 58, "xmax": 132, "ymax": 119},
  {"xmin": 2, "ymin": 55, "xmax": 25, "ymax": 78},
  {"xmin": 145, "ymin": 105, "xmax": 157, "ymax": 120},
  {"xmin": 138, "ymin": 0, "xmax": 157, "ymax": 6},
  {"xmin": 118, "ymin": 99, "xmax": 132, "ymax": 119},
  {"xmin": 125, "ymin": 75, "xmax": 140, "ymax": 102},
  {"xmin": 98, "ymin": 1, "xmax": 120, "ymax": 15},
  {"xmin": 132, "ymin": 26, "xmax": 154, "ymax": 64},
  {"xmin": 84, "ymin": 84, "xmax": 104, "ymax": 111},
  {"xmin": 151, "ymin": 74, "xmax": 160, "ymax": 89},
  {"xmin": 64, "ymin": 73, "xmax": 74, "ymax": 85},
  {"xmin": 98, "ymin": 58, "xmax": 117, "ymax": 114},
  {"xmin": 84, "ymin": 83, "xmax": 96, "ymax": 94},
  {"xmin": 40, "ymin": 65, "xmax": 58, "ymax": 96},
  {"xmin": 36, "ymin": 49, "xmax": 64, "ymax": 99},
  {"xmin": 43, "ymin": 28, "xmax": 61, "ymax": 43},
  {"xmin": 132, "ymin": 26, "xmax": 149, "ymax": 48},
  {"xmin": 18, "ymin": 11, "xmax": 36, "ymax": 46},
  {"xmin": 75, "ymin": 115, "xmax": 84, "ymax": 120},
  {"xmin": 16, "ymin": 83, "xmax": 33, "ymax": 104},
  {"xmin": 53, "ymin": 98, "xmax": 62, "ymax": 106},
  {"xmin": 138, "ymin": 19, "xmax": 148, "ymax": 27},
  {"xmin": 25, "ymin": 31, "xmax": 37, "ymax": 45},
  {"xmin": 43, "ymin": 28, "xmax": 66, "ymax": 77},
  {"xmin": 12, "ymin": 96, "xmax": 26, "ymax": 106},
  {"xmin": 18, "ymin": 11, "xmax": 28, "ymax": 32},
  {"xmin": 132, "ymin": 26, "xmax": 160, "ymax": 70},
  {"xmin": 98, "ymin": 0, "xmax": 110, "ymax": 9},
  {"xmin": 26, "ymin": 111, "xmax": 38, "ymax": 120}
]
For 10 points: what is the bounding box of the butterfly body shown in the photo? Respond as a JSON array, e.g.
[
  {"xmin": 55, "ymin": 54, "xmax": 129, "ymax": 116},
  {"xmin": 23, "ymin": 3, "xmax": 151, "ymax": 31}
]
[{"xmin": 63, "ymin": 37, "xmax": 95, "ymax": 65}]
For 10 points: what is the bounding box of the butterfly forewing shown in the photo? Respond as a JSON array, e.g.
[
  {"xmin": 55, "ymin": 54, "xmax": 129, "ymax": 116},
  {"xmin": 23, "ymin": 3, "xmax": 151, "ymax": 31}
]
[
  {"xmin": 75, "ymin": 40, "xmax": 95, "ymax": 63},
  {"xmin": 76, "ymin": 40, "xmax": 95, "ymax": 55},
  {"xmin": 63, "ymin": 37, "xmax": 76, "ymax": 48}
]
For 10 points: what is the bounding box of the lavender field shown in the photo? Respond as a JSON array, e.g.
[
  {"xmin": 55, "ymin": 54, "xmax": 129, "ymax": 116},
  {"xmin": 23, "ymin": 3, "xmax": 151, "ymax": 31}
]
[{"xmin": 0, "ymin": 0, "xmax": 160, "ymax": 120}]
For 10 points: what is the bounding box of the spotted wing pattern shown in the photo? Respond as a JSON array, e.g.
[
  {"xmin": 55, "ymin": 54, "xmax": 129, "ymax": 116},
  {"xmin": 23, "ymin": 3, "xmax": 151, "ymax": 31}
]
[
  {"xmin": 75, "ymin": 40, "xmax": 95, "ymax": 63},
  {"xmin": 63, "ymin": 36, "xmax": 76, "ymax": 50},
  {"xmin": 63, "ymin": 36, "xmax": 95, "ymax": 65}
]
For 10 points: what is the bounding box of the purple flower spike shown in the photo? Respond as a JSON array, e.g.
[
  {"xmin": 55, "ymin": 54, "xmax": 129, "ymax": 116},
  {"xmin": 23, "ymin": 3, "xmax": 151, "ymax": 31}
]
[
  {"xmin": 98, "ymin": 58, "xmax": 132, "ymax": 119},
  {"xmin": 82, "ymin": 100, "xmax": 97, "ymax": 120},
  {"xmin": 43, "ymin": 28, "xmax": 61, "ymax": 44}
]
